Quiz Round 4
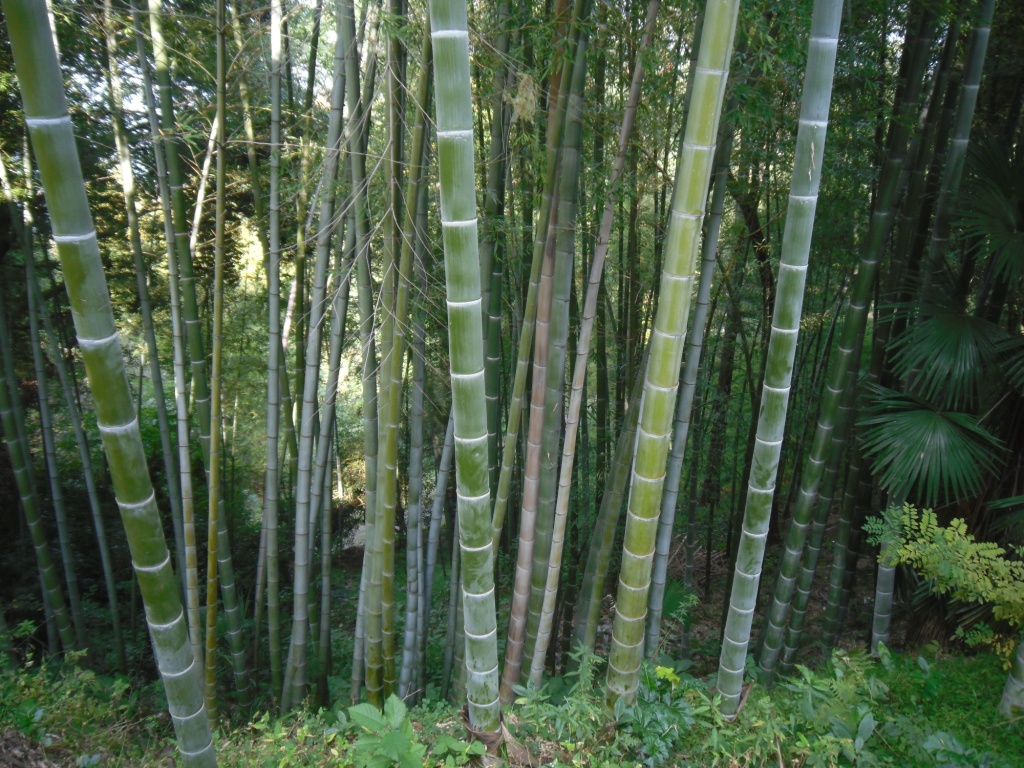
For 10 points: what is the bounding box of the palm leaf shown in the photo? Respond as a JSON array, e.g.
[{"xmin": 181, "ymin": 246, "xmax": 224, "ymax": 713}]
[
  {"xmin": 986, "ymin": 495, "xmax": 1024, "ymax": 535},
  {"xmin": 996, "ymin": 335, "xmax": 1024, "ymax": 393},
  {"xmin": 859, "ymin": 385, "xmax": 1004, "ymax": 506},
  {"xmin": 888, "ymin": 310, "xmax": 1007, "ymax": 408},
  {"xmin": 959, "ymin": 137, "xmax": 1024, "ymax": 282}
]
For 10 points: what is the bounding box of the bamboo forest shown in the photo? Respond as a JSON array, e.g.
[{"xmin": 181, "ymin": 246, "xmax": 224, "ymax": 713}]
[{"xmin": 2, "ymin": 0, "xmax": 1024, "ymax": 765}]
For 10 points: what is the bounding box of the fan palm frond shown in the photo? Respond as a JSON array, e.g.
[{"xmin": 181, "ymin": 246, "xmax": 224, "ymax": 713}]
[
  {"xmin": 859, "ymin": 384, "xmax": 1005, "ymax": 506},
  {"xmin": 959, "ymin": 137, "xmax": 1024, "ymax": 282},
  {"xmin": 996, "ymin": 335, "xmax": 1024, "ymax": 393},
  {"xmin": 889, "ymin": 310, "xmax": 1008, "ymax": 408},
  {"xmin": 987, "ymin": 495, "xmax": 1024, "ymax": 535}
]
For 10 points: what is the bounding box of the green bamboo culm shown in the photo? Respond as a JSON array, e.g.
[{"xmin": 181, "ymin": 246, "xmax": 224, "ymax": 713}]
[
  {"xmin": 428, "ymin": 0, "xmax": 501, "ymax": 733},
  {"xmin": 717, "ymin": 0, "xmax": 844, "ymax": 713},
  {"xmin": 605, "ymin": 0, "xmax": 740, "ymax": 708},
  {"xmin": 0, "ymin": 296, "xmax": 76, "ymax": 656},
  {"xmin": 2, "ymin": 1, "xmax": 214, "ymax": 764}
]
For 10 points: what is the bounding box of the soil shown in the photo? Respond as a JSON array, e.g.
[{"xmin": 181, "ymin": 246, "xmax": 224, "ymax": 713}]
[{"xmin": 0, "ymin": 729, "xmax": 70, "ymax": 768}]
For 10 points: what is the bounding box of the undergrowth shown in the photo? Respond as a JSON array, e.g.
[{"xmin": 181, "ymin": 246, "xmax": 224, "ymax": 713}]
[{"xmin": 1, "ymin": 640, "xmax": 1021, "ymax": 767}]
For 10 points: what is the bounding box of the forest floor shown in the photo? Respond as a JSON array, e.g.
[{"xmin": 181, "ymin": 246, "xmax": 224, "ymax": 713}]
[
  {"xmin": 2, "ymin": 532, "xmax": 1021, "ymax": 767},
  {"xmin": 0, "ymin": 729, "xmax": 64, "ymax": 768}
]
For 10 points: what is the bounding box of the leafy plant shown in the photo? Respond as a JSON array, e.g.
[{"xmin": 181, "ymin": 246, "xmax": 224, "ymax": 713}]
[
  {"xmin": 864, "ymin": 503, "xmax": 1024, "ymax": 665},
  {"xmin": 430, "ymin": 733, "xmax": 486, "ymax": 767},
  {"xmin": 347, "ymin": 695, "xmax": 427, "ymax": 768}
]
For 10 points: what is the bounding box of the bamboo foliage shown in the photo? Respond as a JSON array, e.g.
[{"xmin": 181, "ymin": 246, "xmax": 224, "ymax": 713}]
[{"xmin": 3, "ymin": 0, "xmax": 214, "ymax": 762}]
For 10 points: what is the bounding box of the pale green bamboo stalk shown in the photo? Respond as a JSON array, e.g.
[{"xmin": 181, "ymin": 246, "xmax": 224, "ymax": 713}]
[
  {"xmin": 481, "ymin": 3, "xmax": 510, "ymax": 498},
  {"xmin": 870, "ymin": 541, "xmax": 898, "ymax": 654},
  {"xmin": 403, "ymin": 198, "xmax": 430, "ymax": 700},
  {"xmin": 873, "ymin": 20, "xmax": 960, "ymax": 371},
  {"xmin": 391, "ymin": 38, "xmax": 432, "ymax": 702},
  {"xmin": 262, "ymin": 0, "xmax": 285, "ymax": 704},
  {"xmin": 718, "ymin": 0, "xmax": 843, "ymax": 713},
  {"xmin": 102, "ymin": 0, "xmax": 184, "ymax": 588},
  {"xmin": 289, "ymin": 0, "xmax": 324, "ymax": 462},
  {"xmin": 501, "ymin": 218, "xmax": 556, "ymax": 700},
  {"xmin": 32, "ymin": 267, "xmax": 125, "ymax": 671},
  {"xmin": 441, "ymin": 530, "xmax": 460, "ymax": 700},
  {"xmin": 647, "ymin": 127, "xmax": 731, "ymax": 658},
  {"xmin": 130, "ymin": 0, "xmax": 202, "ymax": 673},
  {"xmin": 227, "ymin": 3, "xmax": 270, "ymax": 264},
  {"xmin": 758, "ymin": 4, "xmax": 937, "ymax": 676},
  {"xmin": 429, "ymin": 0, "xmax": 501, "ymax": 731},
  {"xmin": 414, "ymin": 183, "xmax": 432, "ymax": 697},
  {"xmin": 146, "ymin": 0, "xmax": 213, "ymax": 463},
  {"xmin": 284, "ymin": 0, "xmax": 348, "ymax": 707},
  {"xmin": 822, "ymin": 440, "xmax": 866, "ymax": 645},
  {"xmin": 500, "ymin": 3, "xmax": 587, "ymax": 694},
  {"xmin": 4, "ymin": 0, "xmax": 213, "ymax": 760},
  {"xmin": 337, "ymin": 0, "xmax": 383, "ymax": 707},
  {"xmin": 0, "ymin": 156, "xmax": 86, "ymax": 658},
  {"xmin": 778, "ymin": 364, "xmax": 856, "ymax": 673},
  {"xmin": 399, "ymin": 309, "xmax": 426, "ymax": 699},
  {"xmin": 373, "ymin": 27, "xmax": 432, "ymax": 700},
  {"xmin": 525, "ymin": 29, "xmax": 591, "ymax": 680},
  {"xmin": 571, "ymin": 346, "xmax": 647, "ymax": 656},
  {"xmin": 532, "ymin": 0, "xmax": 663, "ymax": 680},
  {"xmin": 307, "ymin": 251, "xmax": 351, "ymax": 569},
  {"xmin": 606, "ymin": 0, "xmax": 740, "ymax": 708},
  {"xmin": 202, "ymin": 0, "xmax": 228, "ymax": 724},
  {"xmin": 489, "ymin": 1, "xmax": 579, "ymax": 551},
  {"xmin": 141, "ymin": 0, "xmax": 249, "ymax": 703},
  {"xmin": 348, "ymin": 216, "xmax": 373, "ymax": 708},
  {"xmin": 1000, "ymin": 641, "xmax": 1024, "ymax": 717},
  {"xmin": 314, "ymin": 436, "xmax": 335, "ymax": 707},
  {"xmin": 425, "ymin": 413, "xmax": 456, "ymax": 620},
  {"xmin": 306, "ymin": 250, "xmax": 352, "ymax": 703},
  {"xmin": 186, "ymin": 124, "xmax": 217, "ymax": 267},
  {"xmin": 919, "ymin": 0, "xmax": 995, "ymax": 300}
]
